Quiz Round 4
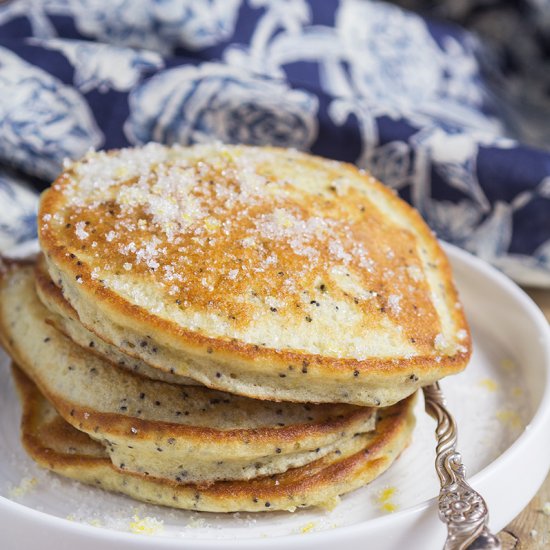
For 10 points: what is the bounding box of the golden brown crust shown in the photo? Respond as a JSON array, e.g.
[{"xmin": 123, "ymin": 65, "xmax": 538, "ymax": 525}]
[
  {"xmin": 35, "ymin": 254, "xmax": 467, "ymax": 407},
  {"xmin": 39, "ymin": 235, "xmax": 470, "ymax": 375}
]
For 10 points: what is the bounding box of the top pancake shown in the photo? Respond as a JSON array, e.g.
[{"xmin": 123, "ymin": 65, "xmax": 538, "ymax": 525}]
[{"xmin": 38, "ymin": 144, "xmax": 471, "ymax": 406}]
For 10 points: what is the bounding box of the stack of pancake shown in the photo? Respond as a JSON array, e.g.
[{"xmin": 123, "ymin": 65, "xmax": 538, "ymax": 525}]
[{"xmin": 0, "ymin": 144, "xmax": 471, "ymax": 512}]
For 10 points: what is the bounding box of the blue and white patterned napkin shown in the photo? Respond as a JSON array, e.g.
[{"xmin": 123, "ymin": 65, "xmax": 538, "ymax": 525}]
[{"xmin": 0, "ymin": 0, "xmax": 549, "ymax": 285}]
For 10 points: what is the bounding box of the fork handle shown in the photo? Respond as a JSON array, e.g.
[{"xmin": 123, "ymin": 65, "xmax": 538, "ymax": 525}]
[{"xmin": 422, "ymin": 383, "xmax": 501, "ymax": 550}]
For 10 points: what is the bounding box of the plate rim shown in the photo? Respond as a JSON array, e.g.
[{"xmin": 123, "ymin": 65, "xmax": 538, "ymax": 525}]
[{"xmin": 1, "ymin": 241, "xmax": 550, "ymax": 548}]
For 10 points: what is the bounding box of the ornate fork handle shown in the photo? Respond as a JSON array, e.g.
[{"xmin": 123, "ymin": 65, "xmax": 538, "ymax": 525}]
[{"xmin": 423, "ymin": 383, "xmax": 501, "ymax": 550}]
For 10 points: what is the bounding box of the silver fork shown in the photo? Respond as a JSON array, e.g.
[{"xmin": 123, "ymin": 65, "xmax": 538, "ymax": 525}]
[{"xmin": 423, "ymin": 383, "xmax": 502, "ymax": 550}]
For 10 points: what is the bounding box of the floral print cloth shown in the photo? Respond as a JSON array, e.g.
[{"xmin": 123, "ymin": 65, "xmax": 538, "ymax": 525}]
[{"xmin": 0, "ymin": 0, "xmax": 549, "ymax": 285}]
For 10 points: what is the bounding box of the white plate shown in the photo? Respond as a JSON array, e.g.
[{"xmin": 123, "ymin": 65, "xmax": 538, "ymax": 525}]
[{"xmin": 1, "ymin": 243, "xmax": 549, "ymax": 550}]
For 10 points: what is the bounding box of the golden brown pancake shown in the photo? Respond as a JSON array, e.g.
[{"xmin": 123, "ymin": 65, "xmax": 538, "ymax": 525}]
[{"xmin": 38, "ymin": 144, "xmax": 470, "ymax": 406}]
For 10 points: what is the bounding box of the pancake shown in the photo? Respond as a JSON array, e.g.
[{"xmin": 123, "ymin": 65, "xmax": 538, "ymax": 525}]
[
  {"xmin": 0, "ymin": 262, "xmax": 376, "ymax": 484},
  {"xmin": 34, "ymin": 255, "xmax": 195, "ymax": 386},
  {"xmin": 12, "ymin": 364, "xmax": 416, "ymax": 512},
  {"xmin": 38, "ymin": 143, "xmax": 471, "ymax": 406}
]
